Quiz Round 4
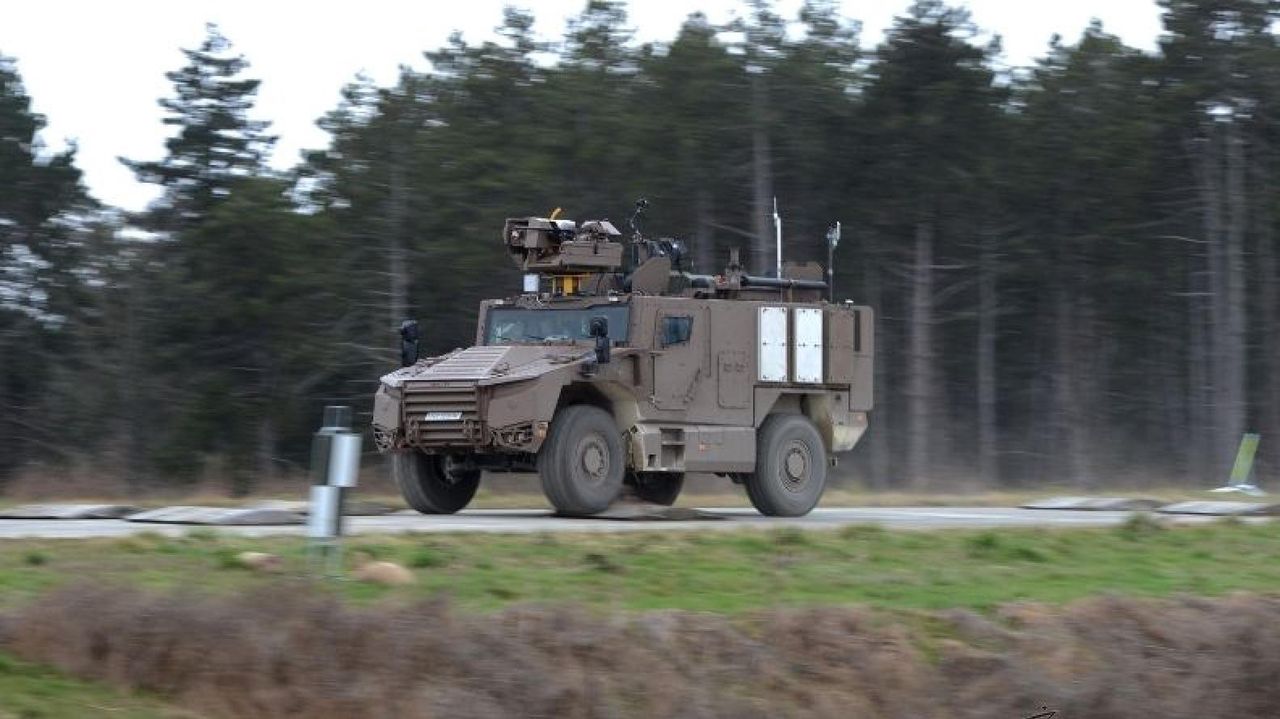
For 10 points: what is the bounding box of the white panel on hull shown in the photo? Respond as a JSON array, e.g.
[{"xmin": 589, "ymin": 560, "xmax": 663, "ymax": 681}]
[
  {"xmin": 793, "ymin": 307, "xmax": 824, "ymax": 383},
  {"xmin": 758, "ymin": 306, "xmax": 788, "ymax": 382}
]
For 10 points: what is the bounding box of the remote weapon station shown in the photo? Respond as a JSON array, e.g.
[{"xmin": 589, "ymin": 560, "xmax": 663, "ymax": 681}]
[{"xmin": 372, "ymin": 201, "xmax": 874, "ymax": 516}]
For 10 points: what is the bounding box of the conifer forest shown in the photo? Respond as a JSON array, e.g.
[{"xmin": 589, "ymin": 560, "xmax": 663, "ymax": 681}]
[{"xmin": 2, "ymin": 0, "xmax": 1278, "ymax": 493}]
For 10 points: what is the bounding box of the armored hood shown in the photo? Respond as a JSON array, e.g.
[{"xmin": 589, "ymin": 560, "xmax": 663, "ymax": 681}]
[{"xmin": 379, "ymin": 345, "xmax": 606, "ymax": 388}]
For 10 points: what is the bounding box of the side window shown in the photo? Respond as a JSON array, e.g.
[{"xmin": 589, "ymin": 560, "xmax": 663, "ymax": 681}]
[{"xmin": 660, "ymin": 315, "xmax": 693, "ymax": 347}]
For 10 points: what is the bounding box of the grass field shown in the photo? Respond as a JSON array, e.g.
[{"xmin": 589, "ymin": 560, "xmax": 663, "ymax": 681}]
[
  {"xmin": 0, "ymin": 515, "xmax": 1277, "ymax": 613},
  {"xmin": 0, "ymin": 652, "xmax": 181, "ymax": 718},
  {"xmin": 3, "ymin": 518, "xmax": 1280, "ymax": 717}
]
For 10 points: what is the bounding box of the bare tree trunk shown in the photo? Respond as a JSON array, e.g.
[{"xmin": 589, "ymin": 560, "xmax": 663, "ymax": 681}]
[
  {"xmin": 255, "ymin": 411, "xmax": 276, "ymax": 484},
  {"xmin": 386, "ymin": 159, "xmax": 409, "ymax": 356},
  {"xmin": 121, "ymin": 267, "xmax": 145, "ymax": 489},
  {"xmin": 0, "ymin": 328, "xmax": 10, "ymax": 485},
  {"xmin": 976, "ymin": 225, "xmax": 998, "ymax": 484},
  {"xmin": 1203, "ymin": 127, "xmax": 1232, "ymax": 475},
  {"xmin": 750, "ymin": 73, "xmax": 774, "ymax": 276},
  {"xmin": 1071, "ymin": 297, "xmax": 1097, "ymax": 485},
  {"xmin": 1223, "ymin": 122, "xmax": 1249, "ymax": 469},
  {"xmin": 1260, "ymin": 200, "xmax": 1280, "ymax": 484},
  {"xmin": 694, "ymin": 186, "xmax": 714, "ymax": 274},
  {"xmin": 1248, "ymin": 134, "xmax": 1279, "ymax": 487},
  {"xmin": 864, "ymin": 256, "xmax": 891, "ymax": 488},
  {"xmin": 1159, "ymin": 320, "xmax": 1188, "ymax": 479},
  {"xmin": 1051, "ymin": 281, "xmax": 1082, "ymax": 486},
  {"xmin": 906, "ymin": 219, "xmax": 935, "ymax": 486},
  {"xmin": 1186, "ymin": 240, "xmax": 1212, "ymax": 484}
]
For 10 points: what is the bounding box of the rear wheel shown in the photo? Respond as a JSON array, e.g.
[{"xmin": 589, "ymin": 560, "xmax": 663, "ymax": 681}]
[
  {"xmin": 626, "ymin": 471, "xmax": 684, "ymax": 506},
  {"xmin": 744, "ymin": 414, "xmax": 827, "ymax": 517},
  {"xmin": 537, "ymin": 405, "xmax": 625, "ymax": 515},
  {"xmin": 392, "ymin": 452, "xmax": 480, "ymax": 514}
]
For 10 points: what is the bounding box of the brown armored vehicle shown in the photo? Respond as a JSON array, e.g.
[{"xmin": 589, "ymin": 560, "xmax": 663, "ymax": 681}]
[{"xmin": 372, "ymin": 204, "xmax": 873, "ymax": 516}]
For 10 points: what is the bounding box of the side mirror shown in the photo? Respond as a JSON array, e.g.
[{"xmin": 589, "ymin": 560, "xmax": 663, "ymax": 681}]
[
  {"xmin": 589, "ymin": 316, "xmax": 610, "ymax": 364},
  {"xmin": 399, "ymin": 319, "xmax": 420, "ymax": 367}
]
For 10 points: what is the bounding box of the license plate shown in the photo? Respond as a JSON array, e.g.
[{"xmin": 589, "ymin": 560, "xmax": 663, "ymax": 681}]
[{"xmin": 422, "ymin": 411, "xmax": 463, "ymax": 422}]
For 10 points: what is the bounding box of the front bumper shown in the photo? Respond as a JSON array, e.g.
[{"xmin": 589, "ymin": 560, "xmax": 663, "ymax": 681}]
[{"xmin": 374, "ymin": 380, "xmax": 483, "ymax": 451}]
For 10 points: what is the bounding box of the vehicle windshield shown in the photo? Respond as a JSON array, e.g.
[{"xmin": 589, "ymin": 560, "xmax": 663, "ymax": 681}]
[{"xmin": 484, "ymin": 305, "xmax": 630, "ymax": 345}]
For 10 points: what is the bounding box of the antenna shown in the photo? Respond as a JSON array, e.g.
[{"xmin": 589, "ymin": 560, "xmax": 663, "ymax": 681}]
[
  {"xmin": 772, "ymin": 197, "xmax": 782, "ymax": 278},
  {"xmin": 628, "ymin": 198, "xmax": 648, "ymax": 239},
  {"xmin": 826, "ymin": 221, "xmax": 841, "ymax": 303}
]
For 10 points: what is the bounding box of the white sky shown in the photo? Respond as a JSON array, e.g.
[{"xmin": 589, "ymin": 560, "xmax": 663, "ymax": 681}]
[{"xmin": 1, "ymin": 0, "xmax": 1162, "ymax": 211}]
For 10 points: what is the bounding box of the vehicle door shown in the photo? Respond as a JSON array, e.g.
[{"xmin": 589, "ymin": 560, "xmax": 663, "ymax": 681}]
[{"xmin": 650, "ymin": 307, "xmax": 707, "ymax": 410}]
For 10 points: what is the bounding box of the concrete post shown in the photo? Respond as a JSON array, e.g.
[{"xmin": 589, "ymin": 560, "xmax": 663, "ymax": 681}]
[{"xmin": 308, "ymin": 405, "xmax": 362, "ymax": 577}]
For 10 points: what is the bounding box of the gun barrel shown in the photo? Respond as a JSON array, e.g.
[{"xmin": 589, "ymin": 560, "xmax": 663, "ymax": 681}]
[
  {"xmin": 682, "ymin": 273, "xmax": 716, "ymax": 288},
  {"xmin": 740, "ymin": 274, "xmax": 828, "ymax": 291}
]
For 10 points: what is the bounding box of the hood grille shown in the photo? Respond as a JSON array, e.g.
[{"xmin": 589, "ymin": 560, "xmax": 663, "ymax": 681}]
[
  {"xmin": 417, "ymin": 346, "xmax": 509, "ymax": 380},
  {"xmin": 403, "ymin": 382, "xmax": 482, "ymax": 447}
]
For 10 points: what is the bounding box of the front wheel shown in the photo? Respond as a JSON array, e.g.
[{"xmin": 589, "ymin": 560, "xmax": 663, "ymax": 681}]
[
  {"xmin": 537, "ymin": 405, "xmax": 625, "ymax": 515},
  {"xmin": 392, "ymin": 452, "xmax": 480, "ymax": 514},
  {"xmin": 744, "ymin": 414, "xmax": 827, "ymax": 517}
]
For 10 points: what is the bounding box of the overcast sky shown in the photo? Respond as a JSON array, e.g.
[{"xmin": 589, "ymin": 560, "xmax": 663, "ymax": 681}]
[{"xmin": 2, "ymin": 0, "xmax": 1163, "ymax": 211}]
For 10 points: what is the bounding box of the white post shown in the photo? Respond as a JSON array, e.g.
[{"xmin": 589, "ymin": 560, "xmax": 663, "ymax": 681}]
[{"xmin": 308, "ymin": 406, "xmax": 362, "ymax": 577}]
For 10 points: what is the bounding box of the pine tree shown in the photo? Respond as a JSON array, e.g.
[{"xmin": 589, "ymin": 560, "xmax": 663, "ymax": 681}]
[
  {"xmin": 116, "ymin": 26, "xmax": 288, "ymax": 488},
  {"xmin": 860, "ymin": 0, "xmax": 1003, "ymax": 485},
  {"xmin": 121, "ymin": 23, "xmax": 275, "ymax": 230},
  {"xmin": 1008, "ymin": 24, "xmax": 1164, "ymax": 483},
  {"xmin": 0, "ymin": 53, "xmax": 89, "ymax": 483},
  {"xmin": 632, "ymin": 12, "xmax": 749, "ymax": 272},
  {"xmin": 1157, "ymin": 0, "xmax": 1279, "ymax": 476}
]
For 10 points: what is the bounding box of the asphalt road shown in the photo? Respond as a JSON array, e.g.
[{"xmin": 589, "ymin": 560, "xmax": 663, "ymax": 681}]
[{"xmin": 0, "ymin": 506, "xmax": 1253, "ymax": 539}]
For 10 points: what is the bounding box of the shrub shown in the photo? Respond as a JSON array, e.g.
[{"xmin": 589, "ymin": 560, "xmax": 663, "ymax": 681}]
[{"xmin": 6, "ymin": 585, "xmax": 1280, "ymax": 719}]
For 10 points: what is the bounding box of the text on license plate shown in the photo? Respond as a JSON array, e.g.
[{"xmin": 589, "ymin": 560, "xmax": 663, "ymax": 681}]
[{"xmin": 422, "ymin": 411, "xmax": 463, "ymax": 422}]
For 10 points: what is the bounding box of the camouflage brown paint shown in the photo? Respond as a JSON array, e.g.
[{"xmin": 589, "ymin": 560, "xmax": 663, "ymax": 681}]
[{"xmin": 372, "ymin": 211, "xmax": 874, "ymax": 516}]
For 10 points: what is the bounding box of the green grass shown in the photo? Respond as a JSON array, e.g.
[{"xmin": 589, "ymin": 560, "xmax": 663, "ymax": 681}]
[
  {"xmin": 0, "ymin": 517, "xmax": 1279, "ymax": 613},
  {"xmin": 0, "ymin": 653, "xmax": 181, "ymax": 718}
]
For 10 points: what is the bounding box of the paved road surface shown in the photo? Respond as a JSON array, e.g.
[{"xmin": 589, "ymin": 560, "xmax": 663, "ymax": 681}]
[{"xmin": 0, "ymin": 507, "xmax": 1253, "ymax": 540}]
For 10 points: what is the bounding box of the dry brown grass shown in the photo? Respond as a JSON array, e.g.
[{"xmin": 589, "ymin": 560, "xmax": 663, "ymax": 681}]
[{"xmin": 4, "ymin": 584, "xmax": 1280, "ymax": 718}]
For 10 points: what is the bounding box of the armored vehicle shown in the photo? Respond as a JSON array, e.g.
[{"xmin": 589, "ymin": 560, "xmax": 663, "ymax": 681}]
[{"xmin": 372, "ymin": 203, "xmax": 873, "ymax": 516}]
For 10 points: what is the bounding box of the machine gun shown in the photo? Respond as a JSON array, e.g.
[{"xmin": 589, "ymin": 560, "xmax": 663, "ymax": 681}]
[
  {"xmin": 503, "ymin": 214, "xmax": 624, "ymax": 295},
  {"xmin": 504, "ymin": 200, "xmax": 829, "ymax": 301}
]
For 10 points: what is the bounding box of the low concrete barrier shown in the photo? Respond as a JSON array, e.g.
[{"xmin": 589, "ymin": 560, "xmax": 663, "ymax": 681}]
[
  {"xmin": 1156, "ymin": 501, "xmax": 1280, "ymax": 516},
  {"xmin": 1021, "ymin": 496, "xmax": 1162, "ymax": 511},
  {"xmin": 0, "ymin": 504, "xmax": 139, "ymax": 519},
  {"xmin": 125, "ymin": 506, "xmax": 304, "ymax": 526},
  {"xmin": 250, "ymin": 499, "xmax": 398, "ymax": 516}
]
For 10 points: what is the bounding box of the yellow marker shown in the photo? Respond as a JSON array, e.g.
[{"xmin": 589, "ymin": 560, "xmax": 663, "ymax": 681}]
[
  {"xmin": 549, "ymin": 207, "xmax": 563, "ymax": 221},
  {"xmin": 550, "ymin": 274, "xmax": 589, "ymax": 296}
]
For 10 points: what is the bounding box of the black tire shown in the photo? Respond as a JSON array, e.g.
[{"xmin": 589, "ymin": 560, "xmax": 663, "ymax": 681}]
[
  {"xmin": 626, "ymin": 471, "xmax": 684, "ymax": 506},
  {"xmin": 745, "ymin": 414, "xmax": 827, "ymax": 517},
  {"xmin": 392, "ymin": 452, "xmax": 480, "ymax": 514},
  {"xmin": 537, "ymin": 405, "xmax": 625, "ymax": 515}
]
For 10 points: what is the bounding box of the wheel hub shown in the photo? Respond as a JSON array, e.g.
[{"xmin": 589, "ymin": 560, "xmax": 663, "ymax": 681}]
[
  {"xmin": 782, "ymin": 441, "xmax": 809, "ymax": 491},
  {"xmin": 579, "ymin": 436, "xmax": 609, "ymax": 482}
]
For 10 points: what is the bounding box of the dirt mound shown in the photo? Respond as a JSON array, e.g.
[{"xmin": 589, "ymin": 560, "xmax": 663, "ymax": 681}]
[{"xmin": 4, "ymin": 585, "xmax": 1280, "ymax": 718}]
